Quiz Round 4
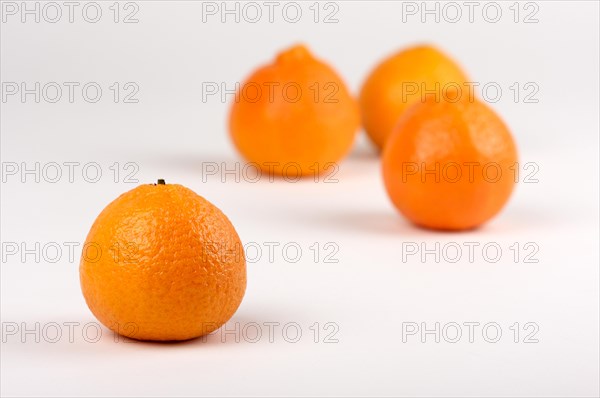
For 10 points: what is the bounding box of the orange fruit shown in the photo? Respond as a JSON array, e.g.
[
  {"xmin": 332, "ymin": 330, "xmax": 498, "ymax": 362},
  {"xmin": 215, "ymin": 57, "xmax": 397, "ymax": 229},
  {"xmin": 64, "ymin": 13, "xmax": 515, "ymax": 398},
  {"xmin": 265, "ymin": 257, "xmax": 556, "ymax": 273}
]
[
  {"xmin": 229, "ymin": 44, "xmax": 360, "ymax": 176},
  {"xmin": 79, "ymin": 180, "xmax": 246, "ymax": 341},
  {"xmin": 360, "ymin": 45, "xmax": 468, "ymax": 150},
  {"xmin": 382, "ymin": 96, "xmax": 518, "ymax": 231}
]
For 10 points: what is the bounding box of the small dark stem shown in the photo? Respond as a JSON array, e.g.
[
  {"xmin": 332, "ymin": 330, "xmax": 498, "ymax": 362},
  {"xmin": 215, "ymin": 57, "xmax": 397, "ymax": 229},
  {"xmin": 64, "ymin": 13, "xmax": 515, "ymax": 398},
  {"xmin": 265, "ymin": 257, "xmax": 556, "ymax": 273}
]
[{"xmin": 157, "ymin": 179, "xmax": 166, "ymax": 185}]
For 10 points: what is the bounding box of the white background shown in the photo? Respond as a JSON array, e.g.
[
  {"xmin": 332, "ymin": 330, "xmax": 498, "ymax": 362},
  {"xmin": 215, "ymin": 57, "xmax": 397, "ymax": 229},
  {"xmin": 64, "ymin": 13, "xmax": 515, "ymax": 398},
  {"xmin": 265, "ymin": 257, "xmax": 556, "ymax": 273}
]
[{"xmin": 1, "ymin": 1, "xmax": 599, "ymax": 396}]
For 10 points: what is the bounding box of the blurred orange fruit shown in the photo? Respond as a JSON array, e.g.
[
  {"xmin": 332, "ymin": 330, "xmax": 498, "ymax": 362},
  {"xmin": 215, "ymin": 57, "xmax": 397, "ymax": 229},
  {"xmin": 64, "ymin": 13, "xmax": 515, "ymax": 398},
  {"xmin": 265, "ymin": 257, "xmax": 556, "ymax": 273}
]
[
  {"xmin": 360, "ymin": 45, "xmax": 468, "ymax": 149},
  {"xmin": 382, "ymin": 96, "xmax": 518, "ymax": 231},
  {"xmin": 80, "ymin": 180, "xmax": 246, "ymax": 341},
  {"xmin": 229, "ymin": 44, "xmax": 360, "ymax": 176}
]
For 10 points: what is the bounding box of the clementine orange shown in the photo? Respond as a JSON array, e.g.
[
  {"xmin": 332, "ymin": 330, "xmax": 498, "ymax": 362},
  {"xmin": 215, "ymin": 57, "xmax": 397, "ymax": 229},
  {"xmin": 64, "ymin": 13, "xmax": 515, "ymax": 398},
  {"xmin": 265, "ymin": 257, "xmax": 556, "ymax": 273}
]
[
  {"xmin": 79, "ymin": 180, "xmax": 246, "ymax": 341},
  {"xmin": 229, "ymin": 44, "xmax": 360, "ymax": 176},
  {"xmin": 360, "ymin": 45, "xmax": 468, "ymax": 150},
  {"xmin": 382, "ymin": 97, "xmax": 518, "ymax": 231}
]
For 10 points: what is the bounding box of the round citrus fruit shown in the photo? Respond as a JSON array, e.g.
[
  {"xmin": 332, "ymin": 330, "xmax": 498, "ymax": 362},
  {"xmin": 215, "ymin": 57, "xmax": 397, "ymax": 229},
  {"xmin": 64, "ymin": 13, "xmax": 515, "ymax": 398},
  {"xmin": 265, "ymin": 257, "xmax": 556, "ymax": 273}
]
[
  {"xmin": 382, "ymin": 97, "xmax": 518, "ymax": 231},
  {"xmin": 360, "ymin": 45, "xmax": 468, "ymax": 150},
  {"xmin": 229, "ymin": 44, "xmax": 360, "ymax": 177},
  {"xmin": 79, "ymin": 180, "xmax": 246, "ymax": 341}
]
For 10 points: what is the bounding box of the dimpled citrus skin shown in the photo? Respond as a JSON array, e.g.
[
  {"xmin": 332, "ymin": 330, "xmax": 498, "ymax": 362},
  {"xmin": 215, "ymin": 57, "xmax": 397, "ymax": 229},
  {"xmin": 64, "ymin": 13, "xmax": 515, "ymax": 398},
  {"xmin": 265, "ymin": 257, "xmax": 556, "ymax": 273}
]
[
  {"xmin": 360, "ymin": 45, "xmax": 468, "ymax": 150},
  {"xmin": 229, "ymin": 44, "xmax": 360, "ymax": 176},
  {"xmin": 382, "ymin": 97, "xmax": 518, "ymax": 231},
  {"xmin": 79, "ymin": 183, "xmax": 246, "ymax": 341}
]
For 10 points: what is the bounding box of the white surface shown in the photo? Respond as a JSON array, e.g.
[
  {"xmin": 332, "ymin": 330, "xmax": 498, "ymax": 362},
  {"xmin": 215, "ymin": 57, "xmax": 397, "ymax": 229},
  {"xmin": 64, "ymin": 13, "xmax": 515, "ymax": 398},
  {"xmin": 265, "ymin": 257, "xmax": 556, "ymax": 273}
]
[{"xmin": 1, "ymin": 1, "xmax": 599, "ymax": 397}]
